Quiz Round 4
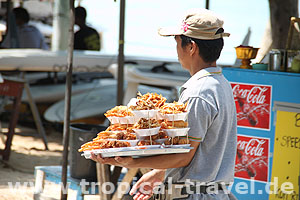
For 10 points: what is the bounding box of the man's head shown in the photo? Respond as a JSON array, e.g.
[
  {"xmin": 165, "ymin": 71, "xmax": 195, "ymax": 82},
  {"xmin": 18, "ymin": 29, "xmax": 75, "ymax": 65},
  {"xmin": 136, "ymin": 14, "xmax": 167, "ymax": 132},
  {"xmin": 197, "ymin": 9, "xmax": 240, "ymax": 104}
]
[
  {"xmin": 75, "ymin": 6, "xmax": 87, "ymax": 26},
  {"xmin": 13, "ymin": 7, "xmax": 30, "ymax": 26},
  {"xmin": 159, "ymin": 8, "xmax": 229, "ymax": 65},
  {"xmin": 179, "ymin": 32, "xmax": 224, "ymax": 63}
]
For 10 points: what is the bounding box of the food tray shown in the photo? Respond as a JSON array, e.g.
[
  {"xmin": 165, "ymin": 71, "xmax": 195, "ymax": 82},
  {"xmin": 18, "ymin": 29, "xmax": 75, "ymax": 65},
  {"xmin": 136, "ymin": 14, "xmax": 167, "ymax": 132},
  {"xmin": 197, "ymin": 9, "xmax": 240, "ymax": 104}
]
[
  {"xmin": 158, "ymin": 112, "xmax": 188, "ymax": 121},
  {"xmin": 82, "ymin": 145, "xmax": 193, "ymax": 158},
  {"xmin": 163, "ymin": 128, "xmax": 190, "ymax": 137},
  {"xmin": 106, "ymin": 139, "xmax": 139, "ymax": 146},
  {"xmin": 135, "ymin": 145, "xmax": 161, "ymax": 149},
  {"xmin": 107, "ymin": 116, "xmax": 135, "ymax": 124},
  {"xmin": 163, "ymin": 144, "xmax": 191, "ymax": 148},
  {"xmin": 132, "ymin": 110, "xmax": 159, "ymax": 119},
  {"xmin": 133, "ymin": 127, "xmax": 161, "ymax": 137}
]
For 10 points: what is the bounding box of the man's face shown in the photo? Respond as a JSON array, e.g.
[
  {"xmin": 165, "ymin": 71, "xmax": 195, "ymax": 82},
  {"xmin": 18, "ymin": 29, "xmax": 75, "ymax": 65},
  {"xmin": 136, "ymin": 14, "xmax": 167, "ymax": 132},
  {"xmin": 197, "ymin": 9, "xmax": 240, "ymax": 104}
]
[{"xmin": 175, "ymin": 36, "xmax": 190, "ymax": 71}]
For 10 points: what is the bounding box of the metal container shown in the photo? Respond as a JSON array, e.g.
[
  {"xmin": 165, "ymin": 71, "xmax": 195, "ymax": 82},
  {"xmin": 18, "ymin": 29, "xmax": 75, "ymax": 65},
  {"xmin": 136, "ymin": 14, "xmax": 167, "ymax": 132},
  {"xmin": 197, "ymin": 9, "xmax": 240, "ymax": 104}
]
[
  {"xmin": 285, "ymin": 50, "xmax": 300, "ymax": 72},
  {"xmin": 268, "ymin": 49, "xmax": 285, "ymax": 71},
  {"xmin": 70, "ymin": 123, "xmax": 107, "ymax": 181}
]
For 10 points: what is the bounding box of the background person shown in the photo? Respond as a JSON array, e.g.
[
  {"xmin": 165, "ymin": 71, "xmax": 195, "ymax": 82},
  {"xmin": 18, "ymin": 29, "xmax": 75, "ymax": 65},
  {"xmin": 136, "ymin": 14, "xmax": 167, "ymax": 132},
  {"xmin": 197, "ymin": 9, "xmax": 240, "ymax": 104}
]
[
  {"xmin": 0, "ymin": 7, "xmax": 48, "ymax": 49},
  {"xmin": 74, "ymin": 6, "xmax": 100, "ymax": 51},
  {"xmin": 92, "ymin": 8, "xmax": 237, "ymax": 200}
]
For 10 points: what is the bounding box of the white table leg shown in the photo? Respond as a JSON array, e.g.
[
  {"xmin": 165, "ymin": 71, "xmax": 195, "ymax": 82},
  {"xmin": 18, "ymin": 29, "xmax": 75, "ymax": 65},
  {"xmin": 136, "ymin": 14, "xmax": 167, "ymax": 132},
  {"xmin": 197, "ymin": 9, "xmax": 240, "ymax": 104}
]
[
  {"xmin": 123, "ymin": 82, "xmax": 139, "ymax": 105},
  {"xmin": 24, "ymin": 82, "xmax": 49, "ymax": 150},
  {"xmin": 33, "ymin": 169, "xmax": 45, "ymax": 200}
]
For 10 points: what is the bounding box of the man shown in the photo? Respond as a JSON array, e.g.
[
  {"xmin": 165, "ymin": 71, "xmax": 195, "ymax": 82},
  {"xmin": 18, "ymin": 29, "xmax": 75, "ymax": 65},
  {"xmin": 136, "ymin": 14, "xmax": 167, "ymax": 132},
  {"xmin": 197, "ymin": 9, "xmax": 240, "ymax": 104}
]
[
  {"xmin": 91, "ymin": 8, "xmax": 237, "ymax": 200},
  {"xmin": 74, "ymin": 6, "xmax": 100, "ymax": 51},
  {"xmin": 1, "ymin": 7, "xmax": 49, "ymax": 49}
]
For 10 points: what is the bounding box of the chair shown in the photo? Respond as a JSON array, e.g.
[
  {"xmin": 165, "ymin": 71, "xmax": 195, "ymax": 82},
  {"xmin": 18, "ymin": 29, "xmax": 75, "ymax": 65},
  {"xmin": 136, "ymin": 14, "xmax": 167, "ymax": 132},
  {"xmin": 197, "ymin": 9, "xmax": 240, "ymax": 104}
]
[
  {"xmin": 284, "ymin": 17, "xmax": 300, "ymax": 71},
  {"xmin": 0, "ymin": 76, "xmax": 24, "ymax": 161}
]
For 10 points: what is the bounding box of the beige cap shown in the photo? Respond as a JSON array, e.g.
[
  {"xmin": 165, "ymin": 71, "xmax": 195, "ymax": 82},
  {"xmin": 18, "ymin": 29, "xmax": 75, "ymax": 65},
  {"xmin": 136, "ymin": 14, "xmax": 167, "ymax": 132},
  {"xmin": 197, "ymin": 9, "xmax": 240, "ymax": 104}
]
[{"xmin": 158, "ymin": 8, "xmax": 230, "ymax": 40}]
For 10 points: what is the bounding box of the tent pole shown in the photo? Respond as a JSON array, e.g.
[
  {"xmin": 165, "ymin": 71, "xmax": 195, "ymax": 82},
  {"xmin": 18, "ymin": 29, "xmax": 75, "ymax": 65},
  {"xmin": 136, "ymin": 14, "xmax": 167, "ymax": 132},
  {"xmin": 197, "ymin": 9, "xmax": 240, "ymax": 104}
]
[
  {"xmin": 205, "ymin": 0, "xmax": 210, "ymax": 9},
  {"xmin": 60, "ymin": 0, "xmax": 75, "ymax": 199},
  {"xmin": 117, "ymin": 0, "xmax": 126, "ymax": 105},
  {"xmin": 6, "ymin": 0, "xmax": 11, "ymax": 33},
  {"xmin": 52, "ymin": 0, "xmax": 70, "ymax": 51}
]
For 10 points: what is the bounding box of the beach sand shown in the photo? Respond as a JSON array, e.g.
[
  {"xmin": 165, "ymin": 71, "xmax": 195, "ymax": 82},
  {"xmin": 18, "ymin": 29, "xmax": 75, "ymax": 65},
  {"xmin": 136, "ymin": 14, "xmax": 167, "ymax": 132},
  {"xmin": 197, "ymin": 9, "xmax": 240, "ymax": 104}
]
[{"xmin": 0, "ymin": 122, "xmax": 122, "ymax": 200}]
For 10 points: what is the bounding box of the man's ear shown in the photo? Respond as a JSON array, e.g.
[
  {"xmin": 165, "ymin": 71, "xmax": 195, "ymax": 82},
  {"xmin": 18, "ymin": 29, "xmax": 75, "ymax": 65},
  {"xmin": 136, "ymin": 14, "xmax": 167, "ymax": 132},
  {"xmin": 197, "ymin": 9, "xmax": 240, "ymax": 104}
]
[{"xmin": 189, "ymin": 41, "xmax": 197, "ymax": 56}]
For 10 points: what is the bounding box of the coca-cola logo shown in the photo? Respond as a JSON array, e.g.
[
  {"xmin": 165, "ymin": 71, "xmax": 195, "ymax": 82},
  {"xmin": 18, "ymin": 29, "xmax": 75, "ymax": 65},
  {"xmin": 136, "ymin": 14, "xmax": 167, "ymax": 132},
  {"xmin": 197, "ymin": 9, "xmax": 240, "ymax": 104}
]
[
  {"xmin": 232, "ymin": 85, "xmax": 268, "ymax": 104},
  {"xmin": 231, "ymin": 82, "xmax": 272, "ymax": 130},
  {"xmin": 235, "ymin": 135, "xmax": 269, "ymax": 182},
  {"xmin": 237, "ymin": 139, "xmax": 266, "ymax": 156}
]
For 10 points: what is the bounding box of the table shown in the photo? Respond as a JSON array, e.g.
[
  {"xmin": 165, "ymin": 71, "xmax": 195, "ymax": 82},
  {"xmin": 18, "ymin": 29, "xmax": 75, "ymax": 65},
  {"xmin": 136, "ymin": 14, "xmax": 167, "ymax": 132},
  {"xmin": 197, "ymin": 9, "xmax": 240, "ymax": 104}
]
[{"xmin": 0, "ymin": 49, "xmax": 179, "ymax": 72}]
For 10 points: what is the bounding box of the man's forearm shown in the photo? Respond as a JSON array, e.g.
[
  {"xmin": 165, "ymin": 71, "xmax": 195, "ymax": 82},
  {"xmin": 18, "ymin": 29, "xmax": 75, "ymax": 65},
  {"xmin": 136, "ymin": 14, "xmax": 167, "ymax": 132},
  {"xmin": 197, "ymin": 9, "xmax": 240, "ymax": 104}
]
[
  {"xmin": 125, "ymin": 141, "xmax": 199, "ymax": 169},
  {"xmin": 128, "ymin": 153, "xmax": 190, "ymax": 169}
]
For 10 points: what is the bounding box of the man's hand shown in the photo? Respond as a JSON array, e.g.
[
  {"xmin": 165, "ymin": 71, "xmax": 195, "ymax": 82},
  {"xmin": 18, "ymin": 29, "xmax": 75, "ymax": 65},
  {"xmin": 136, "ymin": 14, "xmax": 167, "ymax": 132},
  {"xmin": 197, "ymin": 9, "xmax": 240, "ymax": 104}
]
[
  {"xmin": 130, "ymin": 169, "xmax": 165, "ymax": 200},
  {"xmin": 90, "ymin": 153, "xmax": 134, "ymax": 168}
]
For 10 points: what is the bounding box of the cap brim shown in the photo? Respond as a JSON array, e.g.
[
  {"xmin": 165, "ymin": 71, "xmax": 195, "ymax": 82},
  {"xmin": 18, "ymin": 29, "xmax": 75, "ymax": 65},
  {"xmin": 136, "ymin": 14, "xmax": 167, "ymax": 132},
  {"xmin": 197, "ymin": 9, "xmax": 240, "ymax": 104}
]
[{"xmin": 158, "ymin": 26, "xmax": 184, "ymax": 37}]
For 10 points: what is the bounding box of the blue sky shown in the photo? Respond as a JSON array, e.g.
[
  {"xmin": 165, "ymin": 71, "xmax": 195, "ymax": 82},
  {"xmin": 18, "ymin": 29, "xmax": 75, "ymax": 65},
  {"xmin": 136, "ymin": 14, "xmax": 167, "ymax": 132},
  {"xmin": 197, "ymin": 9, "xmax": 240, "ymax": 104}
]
[{"xmin": 81, "ymin": 0, "xmax": 270, "ymax": 65}]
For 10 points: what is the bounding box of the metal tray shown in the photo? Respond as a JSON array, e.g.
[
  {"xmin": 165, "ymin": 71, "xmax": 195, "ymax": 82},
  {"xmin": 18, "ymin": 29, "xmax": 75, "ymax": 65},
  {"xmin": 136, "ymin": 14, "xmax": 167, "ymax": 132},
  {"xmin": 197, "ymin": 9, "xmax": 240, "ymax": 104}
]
[{"xmin": 82, "ymin": 145, "xmax": 193, "ymax": 158}]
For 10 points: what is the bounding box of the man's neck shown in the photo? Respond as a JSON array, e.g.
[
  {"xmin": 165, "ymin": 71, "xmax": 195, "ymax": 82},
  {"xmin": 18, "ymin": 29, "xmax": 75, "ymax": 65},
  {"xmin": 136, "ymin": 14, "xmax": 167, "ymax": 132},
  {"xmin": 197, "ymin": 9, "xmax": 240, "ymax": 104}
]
[{"xmin": 190, "ymin": 61, "xmax": 217, "ymax": 76}]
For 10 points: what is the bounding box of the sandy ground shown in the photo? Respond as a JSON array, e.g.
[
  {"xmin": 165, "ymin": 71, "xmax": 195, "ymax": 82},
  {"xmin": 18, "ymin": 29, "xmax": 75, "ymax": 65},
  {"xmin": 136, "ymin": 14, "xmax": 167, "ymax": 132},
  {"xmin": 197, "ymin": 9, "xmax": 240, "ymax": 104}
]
[{"xmin": 0, "ymin": 122, "xmax": 108, "ymax": 200}]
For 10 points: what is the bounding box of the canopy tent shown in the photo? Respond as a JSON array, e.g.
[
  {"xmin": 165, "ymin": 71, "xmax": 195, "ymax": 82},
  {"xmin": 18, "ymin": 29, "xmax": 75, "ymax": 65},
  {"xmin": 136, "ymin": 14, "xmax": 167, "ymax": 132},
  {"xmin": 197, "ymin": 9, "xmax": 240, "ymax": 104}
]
[{"xmin": 60, "ymin": 1, "xmax": 74, "ymax": 199}]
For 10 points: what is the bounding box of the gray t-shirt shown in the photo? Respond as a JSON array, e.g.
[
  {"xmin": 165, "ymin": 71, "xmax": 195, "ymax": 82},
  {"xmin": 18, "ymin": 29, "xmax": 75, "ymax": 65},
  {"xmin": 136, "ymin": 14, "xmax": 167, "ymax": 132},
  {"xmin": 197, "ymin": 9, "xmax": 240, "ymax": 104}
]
[{"xmin": 165, "ymin": 67, "xmax": 237, "ymax": 186}]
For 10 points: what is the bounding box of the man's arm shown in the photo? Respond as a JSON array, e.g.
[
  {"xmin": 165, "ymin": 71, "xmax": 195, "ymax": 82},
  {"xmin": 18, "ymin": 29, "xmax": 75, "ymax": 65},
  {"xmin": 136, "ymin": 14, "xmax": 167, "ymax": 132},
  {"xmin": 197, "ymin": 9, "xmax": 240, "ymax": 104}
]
[{"xmin": 91, "ymin": 140, "xmax": 200, "ymax": 169}]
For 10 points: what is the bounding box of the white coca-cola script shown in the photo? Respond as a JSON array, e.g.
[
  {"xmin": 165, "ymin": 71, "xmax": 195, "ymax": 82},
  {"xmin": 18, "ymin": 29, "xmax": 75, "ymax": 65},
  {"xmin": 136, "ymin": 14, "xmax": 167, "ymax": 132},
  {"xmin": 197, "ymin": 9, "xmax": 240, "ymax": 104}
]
[
  {"xmin": 237, "ymin": 139, "xmax": 266, "ymax": 156},
  {"xmin": 232, "ymin": 85, "xmax": 268, "ymax": 104}
]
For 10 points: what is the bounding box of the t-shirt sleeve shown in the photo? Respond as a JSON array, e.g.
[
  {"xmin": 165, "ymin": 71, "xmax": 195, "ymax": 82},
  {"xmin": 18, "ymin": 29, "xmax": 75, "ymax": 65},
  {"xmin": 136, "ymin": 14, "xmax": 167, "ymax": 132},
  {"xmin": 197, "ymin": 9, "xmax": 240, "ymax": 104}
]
[
  {"xmin": 186, "ymin": 97, "xmax": 218, "ymax": 142},
  {"xmin": 40, "ymin": 39, "xmax": 49, "ymax": 50},
  {"xmin": 0, "ymin": 33, "xmax": 10, "ymax": 48}
]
